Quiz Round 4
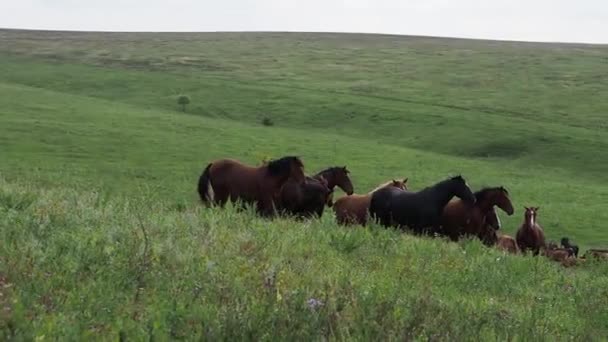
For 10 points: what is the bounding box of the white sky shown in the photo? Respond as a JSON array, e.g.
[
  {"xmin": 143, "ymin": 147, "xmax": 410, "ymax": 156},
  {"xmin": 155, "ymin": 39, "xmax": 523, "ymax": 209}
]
[{"xmin": 1, "ymin": 0, "xmax": 607, "ymax": 44}]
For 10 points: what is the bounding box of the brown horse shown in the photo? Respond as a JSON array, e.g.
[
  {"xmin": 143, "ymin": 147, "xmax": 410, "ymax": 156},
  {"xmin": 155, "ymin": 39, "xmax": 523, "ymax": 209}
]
[
  {"xmin": 543, "ymin": 244, "xmax": 577, "ymax": 267},
  {"xmin": 197, "ymin": 156, "xmax": 305, "ymax": 217},
  {"xmin": 277, "ymin": 166, "xmax": 354, "ymax": 219},
  {"xmin": 439, "ymin": 186, "xmax": 514, "ymax": 244},
  {"xmin": 333, "ymin": 179, "xmax": 408, "ymax": 226},
  {"xmin": 516, "ymin": 206, "xmax": 546, "ymax": 255},
  {"xmin": 496, "ymin": 234, "xmax": 519, "ymax": 254}
]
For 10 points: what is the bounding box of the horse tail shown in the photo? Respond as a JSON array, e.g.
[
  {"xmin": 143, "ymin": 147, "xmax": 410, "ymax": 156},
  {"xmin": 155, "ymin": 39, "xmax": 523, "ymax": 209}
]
[{"xmin": 197, "ymin": 163, "xmax": 214, "ymax": 204}]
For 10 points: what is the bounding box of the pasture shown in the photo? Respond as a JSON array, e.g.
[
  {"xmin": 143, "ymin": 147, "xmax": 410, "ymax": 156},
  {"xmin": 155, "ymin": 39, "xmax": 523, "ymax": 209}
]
[{"xmin": 1, "ymin": 29, "xmax": 608, "ymax": 339}]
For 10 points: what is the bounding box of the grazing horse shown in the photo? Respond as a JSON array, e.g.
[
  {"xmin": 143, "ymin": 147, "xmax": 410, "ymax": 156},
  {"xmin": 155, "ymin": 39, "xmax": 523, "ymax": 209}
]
[
  {"xmin": 333, "ymin": 179, "xmax": 408, "ymax": 226},
  {"xmin": 496, "ymin": 234, "xmax": 519, "ymax": 254},
  {"xmin": 277, "ymin": 166, "xmax": 354, "ymax": 219},
  {"xmin": 197, "ymin": 156, "xmax": 305, "ymax": 217},
  {"xmin": 370, "ymin": 175, "xmax": 476, "ymax": 234},
  {"xmin": 561, "ymin": 237, "xmax": 579, "ymax": 257},
  {"xmin": 516, "ymin": 207, "xmax": 546, "ymax": 255},
  {"xmin": 439, "ymin": 186, "xmax": 514, "ymax": 244}
]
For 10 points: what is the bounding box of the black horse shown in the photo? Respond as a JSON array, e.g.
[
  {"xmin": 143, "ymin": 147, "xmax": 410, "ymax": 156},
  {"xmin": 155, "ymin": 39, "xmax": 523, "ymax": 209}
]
[
  {"xmin": 369, "ymin": 175, "xmax": 476, "ymax": 234},
  {"xmin": 277, "ymin": 166, "xmax": 354, "ymax": 219},
  {"xmin": 561, "ymin": 237, "xmax": 579, "ymax": 257}
]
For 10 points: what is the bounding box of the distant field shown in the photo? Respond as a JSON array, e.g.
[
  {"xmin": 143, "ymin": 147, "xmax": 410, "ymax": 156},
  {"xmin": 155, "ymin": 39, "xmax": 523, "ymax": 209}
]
[{"xmin": 1, "ymin": 29, "xmax": 607, "ymax": 339}]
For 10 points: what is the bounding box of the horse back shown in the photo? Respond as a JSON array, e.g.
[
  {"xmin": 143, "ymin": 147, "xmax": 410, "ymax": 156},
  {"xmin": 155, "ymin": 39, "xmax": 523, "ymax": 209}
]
[{"xmin": 209, "ymin": 159, "xmax": 263, "ymax": 200}]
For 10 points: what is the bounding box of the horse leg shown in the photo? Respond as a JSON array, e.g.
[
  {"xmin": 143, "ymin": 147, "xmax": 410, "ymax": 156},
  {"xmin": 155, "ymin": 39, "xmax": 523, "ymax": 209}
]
[{"xmin": 257, "ymin": 196, "xmax": 277, "ymax": 218}]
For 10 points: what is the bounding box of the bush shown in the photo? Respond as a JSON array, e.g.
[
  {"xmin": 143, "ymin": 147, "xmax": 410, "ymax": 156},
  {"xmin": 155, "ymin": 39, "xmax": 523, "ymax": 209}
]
[
  {"xmin": 262, "ymin": 117, "xmax": 274, "ymax": 126},
  {"xmin": 177, "ymin": 95, "xmax": 190, "ymax": 112}
]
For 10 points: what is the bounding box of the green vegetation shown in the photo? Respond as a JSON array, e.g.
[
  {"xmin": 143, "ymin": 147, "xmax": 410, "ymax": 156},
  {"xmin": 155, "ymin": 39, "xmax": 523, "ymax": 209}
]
[
  {"xmin": 177, "ymin": 94, "xmax": 190, "ymax": 112},
  {"xmin": 1, "ymin": 28, "xmax": 607, "ymax": 339}
]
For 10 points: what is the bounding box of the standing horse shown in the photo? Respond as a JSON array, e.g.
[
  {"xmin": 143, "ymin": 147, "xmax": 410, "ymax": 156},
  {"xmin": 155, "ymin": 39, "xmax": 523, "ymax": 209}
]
[
  {"xmin": 439, "ymin": 186, "xmax": 514, "ymax": 244},
  {"xmin": 516, "ymin": 206, "xmax": 546, "ymax": 255},
  {"xmin": 278, "ymin": 166, "xmax": 354, "ymax": 219},
  {"xmin": 333, "ymin": 179, "xmax": 408, "ymax": 226},
  {"xmin": 197, "ymin": 156, "xmax": 305, "ymax": 217},
  {"xmin": 370, "ymin": 175, "xmax": 476, "ymax": 234}
]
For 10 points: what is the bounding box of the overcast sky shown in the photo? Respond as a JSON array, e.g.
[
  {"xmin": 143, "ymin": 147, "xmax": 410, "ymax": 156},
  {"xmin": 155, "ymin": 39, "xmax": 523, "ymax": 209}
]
[{"xmin": 1, "ymin": 0, "xmax": 607, "ymax": 44}]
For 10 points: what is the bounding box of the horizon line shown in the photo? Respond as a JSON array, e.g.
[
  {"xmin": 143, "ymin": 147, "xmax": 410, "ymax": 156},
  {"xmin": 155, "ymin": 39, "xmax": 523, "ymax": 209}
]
[{"xmin": 2, "ymin": 26, "xmax": 607, "ymax": 46}]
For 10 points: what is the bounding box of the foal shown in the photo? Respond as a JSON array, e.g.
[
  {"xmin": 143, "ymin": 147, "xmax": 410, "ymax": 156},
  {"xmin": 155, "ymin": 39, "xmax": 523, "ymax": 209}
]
[
  {"xmin": 516, "ymin": 206, "xmax": 546, "ymax": 256},
  {"xmin": 333, "ymin": 179, "xmax": 408, "ymax": 226}
]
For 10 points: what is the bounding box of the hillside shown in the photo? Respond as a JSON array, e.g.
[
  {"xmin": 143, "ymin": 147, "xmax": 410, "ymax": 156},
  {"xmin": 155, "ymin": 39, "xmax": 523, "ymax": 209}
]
[{"xmin": 1, "ymin": 29, "xmax": 608, "ymax": 339}]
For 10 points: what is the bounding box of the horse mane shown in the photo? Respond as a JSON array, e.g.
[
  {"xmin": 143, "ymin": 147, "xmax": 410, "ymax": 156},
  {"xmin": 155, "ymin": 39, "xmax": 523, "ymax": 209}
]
[
  {"xmin": 369, "ymin": 180, "xmax": 394, "ymax": 193},
  {"xmin": 474, "ymin": 186, "xmax": 507, "ymax": 203},
  {"xmin": 315, "ymin": 166, "xmax": 347, "ymax": 178},
  {"xmin": 266, "ymin": 156, "xmax": 303, "ymax": 176}
]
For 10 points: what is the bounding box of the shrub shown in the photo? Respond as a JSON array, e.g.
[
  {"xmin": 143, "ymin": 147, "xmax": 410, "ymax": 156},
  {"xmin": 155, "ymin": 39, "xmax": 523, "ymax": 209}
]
[
  {"xmin": 177, "ymin": 95, "xmax": 190, "ymax": 112},
  {"xmin": 262, "ymin": 117, "xmax": 274, "ymax": 126}
]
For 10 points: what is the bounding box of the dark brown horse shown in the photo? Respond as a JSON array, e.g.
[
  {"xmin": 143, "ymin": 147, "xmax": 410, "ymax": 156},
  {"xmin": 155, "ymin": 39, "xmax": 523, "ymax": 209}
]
[
  {"xmin": 516, "ymin": 206, "xmax": 546, "ymax": 255},
  {"xmin": 439, "ymin": 186, "xmax": 514, "ymax": 244},
  {"xmin": 333, "ymin": 179, "xmax": 408, "ymax": 226},
  {"xmin": 277, "ymin": 166, "xmax": 354, "ymax": 219},
  {"xmin": 197, "ymin": 156, "xmax": 305, "ymax": 217}
]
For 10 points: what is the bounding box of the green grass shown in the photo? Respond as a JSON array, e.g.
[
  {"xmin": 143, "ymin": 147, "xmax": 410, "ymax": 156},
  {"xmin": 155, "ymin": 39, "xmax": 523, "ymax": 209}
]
[{"xmin": 1, "ymin": 28, "xmax": 608, "ymax": 339}]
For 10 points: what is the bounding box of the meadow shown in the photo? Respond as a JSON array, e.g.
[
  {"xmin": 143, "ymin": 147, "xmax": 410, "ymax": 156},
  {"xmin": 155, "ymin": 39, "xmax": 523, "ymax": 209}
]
[{"xmin": 1, "ymin": 28, "xmax": 608, "ymax": 340}]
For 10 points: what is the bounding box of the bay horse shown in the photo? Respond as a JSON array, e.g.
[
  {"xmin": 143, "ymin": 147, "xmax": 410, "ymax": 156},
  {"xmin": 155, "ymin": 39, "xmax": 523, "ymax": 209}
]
[
  {"xmin": 370, "ymin": 175, "xmax": 476, "ymax": 234},
  {"xmin": 197, "ymin": 156, "xmax": 305, "ymax": 217},
  {"xmin": 277, "ymin": 166, "xmax": 354, "ymax": 219},
  {"xmin": 333, "ymin": 179, "xmax": 408, "ymax": 226},
  {"xmin": 516, "ymin": 206, "xmax": 546, "ymax": 255},
  {"xmin": 439, "ymin": 186, "xmax": 514, "ymax": 244},
  {"xmin": 543, "ymin": 243, "xmax": 577, "ymax": 267},
  {"xmin": 496, "ymin": 234, "xmax": 519, "ymax": 254}
]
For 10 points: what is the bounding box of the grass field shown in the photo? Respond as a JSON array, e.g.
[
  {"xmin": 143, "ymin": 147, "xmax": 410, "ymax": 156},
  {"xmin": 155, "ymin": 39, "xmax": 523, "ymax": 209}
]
[{"xmin": 1, "ymin": 28, "xmax": 608, "ymax": 339}]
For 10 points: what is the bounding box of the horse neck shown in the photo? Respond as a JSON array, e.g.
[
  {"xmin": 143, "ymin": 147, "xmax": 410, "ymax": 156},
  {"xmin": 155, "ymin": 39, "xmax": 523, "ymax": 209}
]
[
  {"xmin": 314, "ymin": 169, "xmax": 337, "ymax": 189},
  {"xmin": 475, "ymin": 196, "xmax": 494, "ymax": 212},
  {"xmin": 425, "ymin": 180, "xmax": 459, "ymax": 209},
  {"xmin": 264, "ymin": 166, "xmax": 291, "ymax": 189},
  {"xmin": 369, "ymin": 181, "xmax": 391, "ymax": 194}
]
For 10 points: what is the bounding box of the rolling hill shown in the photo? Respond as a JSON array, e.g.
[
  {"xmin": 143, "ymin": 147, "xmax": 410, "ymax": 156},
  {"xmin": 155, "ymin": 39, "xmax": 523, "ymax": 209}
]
[{"xmin": 1, "ymin": 29, "xmax": 608, "ymax": 339}]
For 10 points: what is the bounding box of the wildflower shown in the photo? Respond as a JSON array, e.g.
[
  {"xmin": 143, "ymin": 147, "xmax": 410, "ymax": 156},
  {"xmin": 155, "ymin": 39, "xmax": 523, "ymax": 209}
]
[{"xmin": 307, "ymin": 298, "xmax": 324, "ymax": 310}]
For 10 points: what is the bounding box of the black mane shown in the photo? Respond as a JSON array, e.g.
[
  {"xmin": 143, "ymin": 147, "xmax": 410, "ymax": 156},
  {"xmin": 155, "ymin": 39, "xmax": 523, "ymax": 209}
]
[
  {"xmin": 474, "ymin": 186, "xmax": 508, "ymax": 203},
  {"xmin": 267, "ymin": 156, "xmax": 302, "ymax": 176},
  {"xmin": 315, "ymin": 166, "xmax": 346, "ymax": 178}
]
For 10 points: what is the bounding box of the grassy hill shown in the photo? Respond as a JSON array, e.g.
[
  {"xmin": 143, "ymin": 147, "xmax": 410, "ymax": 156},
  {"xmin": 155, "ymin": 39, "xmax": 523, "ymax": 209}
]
[{"xmin": 1, "ymin": 29, "xmax": 608, "ymax": 339}]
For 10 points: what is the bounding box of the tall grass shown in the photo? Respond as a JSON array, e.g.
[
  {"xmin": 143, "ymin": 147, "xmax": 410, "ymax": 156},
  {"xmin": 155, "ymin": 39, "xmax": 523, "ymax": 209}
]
[{"xmin": 2, "ymin": 180, "xmax": 608, "ymax": 340}]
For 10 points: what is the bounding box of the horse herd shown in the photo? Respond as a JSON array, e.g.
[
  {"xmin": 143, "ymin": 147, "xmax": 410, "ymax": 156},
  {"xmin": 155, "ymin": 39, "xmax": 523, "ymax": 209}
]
[{"xmin": 197, "ymin": 156, "xmax": 608, "ymax": 266}]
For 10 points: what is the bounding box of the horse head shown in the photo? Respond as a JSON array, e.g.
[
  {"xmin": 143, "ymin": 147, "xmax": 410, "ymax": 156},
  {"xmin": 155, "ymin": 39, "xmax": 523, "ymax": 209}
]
[
  {"xmin": 451, "ymin": 175, "xmax": 476, "ymax": 206},
  {"xmin": 391, "ymin": 178, "xmax": 408, "ymax": 190},
  {"xmin": 334, "ymin": 166, "xmax": 354, "ymax": 195},
  {"xmin": 523, "ymin": 206, "xmax": 539, "ymax": 228}
]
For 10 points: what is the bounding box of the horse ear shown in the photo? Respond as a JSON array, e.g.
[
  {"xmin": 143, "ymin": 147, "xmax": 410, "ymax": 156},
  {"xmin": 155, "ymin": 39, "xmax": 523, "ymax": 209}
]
[
  {"xmin": 524, "ymin": 206, "xmax": 529, "ymax": 211},
  {"xmin": 535, "ymin": 206, "xmax": 540, "ymax": 211},
  {"xmin": 403, "ymin": 178, "xmax": 408, "ymax": 183}
]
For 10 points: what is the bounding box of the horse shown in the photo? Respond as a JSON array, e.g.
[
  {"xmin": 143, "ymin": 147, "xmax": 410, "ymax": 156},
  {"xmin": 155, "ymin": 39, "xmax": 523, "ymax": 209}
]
[
  {"xmin": 543, "ymin": 243, "xmax": 577, "ymax": 267},
  {"xmin": 370, "ymin": 175, "xmax": 476, "ymax": 234},
  {"xmin": 277, "ymin": 166, "xmax": 354, "ymax": 219},
  {"xmin": 561, "ymin": 237, "xmax": 579, "ymax": 257},
  {"xmin": 197, "ymin": 156, "xmax": 305, "ymax": 217},
  {"xmin": 438, "ymin": 186, "xmax": 514, "ymax": 244},
  {"xmin": 582, "ymin": 249, "xmax": 608, "ymax": 261},
  {"xmin": 516, "ymin": 206, "xmax": 546, "ymax": 256},
  {"xmin": 496, "ymin": 234, "xmax": 519, "ymax": 254},
  {"xmin": 333, "ymin": 179, "xmax": 408, "ymax": 226}
]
